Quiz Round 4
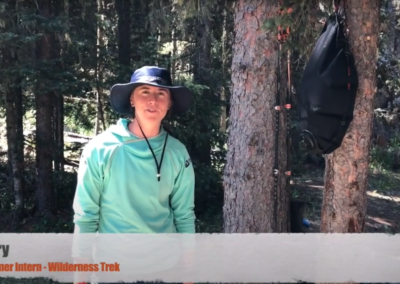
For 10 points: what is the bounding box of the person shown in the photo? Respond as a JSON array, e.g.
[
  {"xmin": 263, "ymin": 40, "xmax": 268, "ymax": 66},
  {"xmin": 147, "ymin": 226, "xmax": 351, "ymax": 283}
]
[{"xmin": 72, "ymin": 66, "xmax": 196, "ymax": 284}]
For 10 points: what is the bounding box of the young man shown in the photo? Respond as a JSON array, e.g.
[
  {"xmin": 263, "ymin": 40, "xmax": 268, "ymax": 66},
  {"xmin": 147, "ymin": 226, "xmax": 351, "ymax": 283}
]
[{"xmin": 72, "ymin": 66, "xmax": 196, "ymax": 284}]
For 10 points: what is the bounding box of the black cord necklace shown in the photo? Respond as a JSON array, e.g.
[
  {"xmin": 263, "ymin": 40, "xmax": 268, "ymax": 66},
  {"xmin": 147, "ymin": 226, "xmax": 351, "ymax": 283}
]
[{"xmin": 134, "ymin": 119, "xmax": 169, "ymax": 182}]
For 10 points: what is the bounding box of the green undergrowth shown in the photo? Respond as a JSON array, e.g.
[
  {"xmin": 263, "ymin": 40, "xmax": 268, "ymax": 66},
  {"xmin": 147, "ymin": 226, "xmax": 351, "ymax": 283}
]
[
  {"xmin": 369, "ymin": 135, "xmax": 400, "ymax": 193},
  {"xmin": 370, "ymin": 136, "xmax": 400, "ymax": 172},
  {"xmin": 195, "ymin": 208, "xmax": 223, "ymax": 233},
  {"xmin": 2, "ymin": 126, "xmax": 400, "ymax": 235},
  {"xmin": 368, "ymin": 170, "xmax": 400, "ymax": 193}
]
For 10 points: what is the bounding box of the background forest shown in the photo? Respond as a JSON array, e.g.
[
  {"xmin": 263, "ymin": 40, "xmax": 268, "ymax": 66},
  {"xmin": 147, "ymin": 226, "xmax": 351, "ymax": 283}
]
[{"xmin": 0, "ymin": 0, "xmax": 399, "ymax": 240}]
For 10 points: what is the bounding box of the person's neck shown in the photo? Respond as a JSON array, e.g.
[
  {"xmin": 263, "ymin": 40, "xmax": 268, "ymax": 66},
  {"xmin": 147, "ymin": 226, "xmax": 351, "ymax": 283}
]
[{"xmin": 129, "ymin": 118, "xmax": 161, "ymax": 138}]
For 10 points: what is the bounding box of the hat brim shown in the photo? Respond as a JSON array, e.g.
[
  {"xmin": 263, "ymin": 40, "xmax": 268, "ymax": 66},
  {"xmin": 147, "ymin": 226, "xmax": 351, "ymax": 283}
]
[{"xmin": 109, "ymin": 82, "xmax": 192, "ymax": 115}]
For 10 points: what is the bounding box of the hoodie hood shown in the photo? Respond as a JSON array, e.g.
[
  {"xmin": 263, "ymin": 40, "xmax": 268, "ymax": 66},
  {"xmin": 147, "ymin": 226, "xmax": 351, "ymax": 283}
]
[{"xmin": 105, "ymin": 118, "xmax": 169, "ymax": 157}]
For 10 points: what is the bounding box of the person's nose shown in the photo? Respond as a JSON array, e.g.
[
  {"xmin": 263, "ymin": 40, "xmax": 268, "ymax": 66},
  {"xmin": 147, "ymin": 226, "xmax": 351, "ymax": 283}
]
[{"xmin": 147, "ymin": 92, "xmax": 158, "ymax": 104}]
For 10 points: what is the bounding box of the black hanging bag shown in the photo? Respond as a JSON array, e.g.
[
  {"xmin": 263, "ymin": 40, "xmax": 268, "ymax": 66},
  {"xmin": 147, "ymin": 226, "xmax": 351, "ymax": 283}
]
[{"xmin": 297, "ymin": 12, "xmax": 358, "ymax": 155}]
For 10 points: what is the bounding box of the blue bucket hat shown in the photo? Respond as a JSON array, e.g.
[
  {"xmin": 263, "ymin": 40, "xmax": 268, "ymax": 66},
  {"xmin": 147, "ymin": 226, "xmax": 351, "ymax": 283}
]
[{"xmin": 109, "ymin": 66, "xmax": 192, "ymax": 115}]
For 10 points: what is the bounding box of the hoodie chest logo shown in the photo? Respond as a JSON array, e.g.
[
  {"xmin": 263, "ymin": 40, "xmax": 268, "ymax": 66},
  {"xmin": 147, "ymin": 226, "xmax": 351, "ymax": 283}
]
[{"xmin": 185, "ymin": 158, "xmax": 191, "ymax": 168}]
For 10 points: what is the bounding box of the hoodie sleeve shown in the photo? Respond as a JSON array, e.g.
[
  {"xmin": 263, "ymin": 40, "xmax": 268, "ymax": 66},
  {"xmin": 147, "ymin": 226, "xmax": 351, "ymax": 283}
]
[
  {"xmin": 72, "ymin": 141, "xmax": 103, "ymax": 234},
  {"xmin": 170, "ymin": 147, "xmax": 196, "ymax": 234}
]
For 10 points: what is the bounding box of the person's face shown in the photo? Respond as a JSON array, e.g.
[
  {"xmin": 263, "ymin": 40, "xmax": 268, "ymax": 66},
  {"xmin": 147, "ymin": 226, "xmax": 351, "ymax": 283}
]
[{"xmin": 130, "ymin": 84, "xmax": 171, "ymax": 124}]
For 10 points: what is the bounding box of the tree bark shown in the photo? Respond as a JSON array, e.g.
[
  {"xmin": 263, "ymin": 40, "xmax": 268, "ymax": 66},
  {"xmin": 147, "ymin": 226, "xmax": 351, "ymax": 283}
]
[
  {"xmin": 223, "ymin": 0, "xmax": 289, "ymax": 233},
  {"xmin": 192, "ymin": 8, "xmax": 213, "ymax": 167},
  {"xmin": 4, "ymin": 52, "xmax": 25, "ymax": 216},
  {"xmin": 5, "ymin": 84, "xmax": 17, "ymax": 206},
  {"xmin": 220, "ymin": 0, "xmax": 233, "ymax": 133},
  {"xmin": 115, "ymin": 0, "xmax": 131, "ymax": 75},
  {"xmin": 131, "ymin": 0, "xmax": 150, "ymax": 64},
  {"xmin": 94, "ymin": 0, "xmax": 107, "ymax": 135},
  {"xmin": 52, "ymin": 1, "xmax": 65, "ymax": 173},
  {"xmin": 171, "ymin": 25, "xmax": 177, "ymax": 81},
  {"xmin": 53, "ymin": 92, "xmax": 64, "ymax": 172},
  {"xmin": 35, "ymin": 0, "xmax": 56, "ymax": 219},
  {"xmin": 390, "ymin": 0, "xmax": 400, "ymax": 55},
  {"xmin": 14, "ymin": 75, "xmax": 25, "ymax": 215},
  {"xmin": 321, "ymin": 0, "xmax": 380, "ymax": 233},
  {"xmin": 2, "ymin": 0, "xmax": 25, "ymax": 217}
]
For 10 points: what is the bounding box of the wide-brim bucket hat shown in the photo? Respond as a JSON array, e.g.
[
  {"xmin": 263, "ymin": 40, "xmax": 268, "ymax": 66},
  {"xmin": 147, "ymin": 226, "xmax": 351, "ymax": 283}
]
[{"xmin": 109, "ymin": 66, "xmax": 192, "ymax": 115}]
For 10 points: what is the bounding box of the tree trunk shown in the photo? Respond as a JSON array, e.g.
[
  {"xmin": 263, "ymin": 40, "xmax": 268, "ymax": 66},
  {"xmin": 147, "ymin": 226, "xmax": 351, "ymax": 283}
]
[
  {"xmin": 192, "ymin": 8, "xmax": 213, "ymax": 167},
  {"xmin": 390, "ymin": 0, "xmax": 400, "ymax": 55},
  {"xmin": 220, "ymin": 1, "xmax": 228, "ymax": 133},
  {"xmin": 14, "ymin": 75, "xmax": 25, "ymax": 216},
  {"xmin": 220, "ymin": 0, "xmax": 234, "ymax": 133},
  {"xmin": 223, "ymin": 0, "xmax": 290, "ymax": 233},
  {"xmin": 384, "ymin": 0, "xmax": 396, "ymax": 54},
  {"xmin": 35, "ymin": 0, "xmax": 56, "ymax": 219},
  {"xmin": 374, "ymin": 0, "xmax": 398, "ymax": 109},
  {"xmin": 2, "ymin": 0, "xmax": 25, "ymax": 217},
  {"xmin": 4, "ymin": 51, "xmax": 25, "ymax": 216},
  {"xmin": 131, "ymin": 0, "xmax": 151, "ymax": 64},
  {"xmin": 5, "ymin": 84, "xmax": 18, "ymax": 206},
  {"xmin": 53, "ymin": 92, "xmax": 64, "ymax": 172},
  {"xmin": 171, "ymin": 26, "xmax": 177, "ymax": 82},
  {"xmin": 52, "ymin": 0, "xmax": 64, "ymax": 173},
  {"xmin": 95, "ymin": 0, "xmax": 107, "ymax": 135},
  {"xmin": 95, "ymin": 0, "xmax": 104, "ymax": 135},
  {"xmin": 115, "ymin": 0, "xmax": 131, "ymax": 77},
  {"xmin": 321, "ymin": 0, "xmax": 380, "ymax": 233}
]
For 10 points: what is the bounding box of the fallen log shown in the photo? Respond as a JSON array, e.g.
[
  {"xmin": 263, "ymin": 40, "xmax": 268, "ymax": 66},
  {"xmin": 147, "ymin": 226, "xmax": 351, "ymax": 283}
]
[
  {"xmin": 64, "ymin": 158, "xmax": 80, "ymax": 168},
  {"xmin": 64, "ymin": 96, "xmax": 96, "ymax": 104},
  {"xmin": 64, "ymin": 131, "xmax": 92, "ymax": 140}
]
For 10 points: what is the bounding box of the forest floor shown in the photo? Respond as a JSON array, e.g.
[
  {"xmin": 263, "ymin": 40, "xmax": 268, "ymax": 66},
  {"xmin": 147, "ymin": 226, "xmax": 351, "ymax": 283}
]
[
  {"xmin": 1, "ymin": 116, "xmax": 399, "ymax": 234},
  {"xmin": 293, "ymin": 165, "xmax": 400, "ymax": 234},
  {"xmin": 194, "ymin": 164, "xmax": 400, "ymax": 234},
  {"xmin": 0, "ymin": 161, "xmax": 399, "ymax": 284},
  {"xmin": 0, "ymin": 162, "xmax": 400, "ymax": 234}
]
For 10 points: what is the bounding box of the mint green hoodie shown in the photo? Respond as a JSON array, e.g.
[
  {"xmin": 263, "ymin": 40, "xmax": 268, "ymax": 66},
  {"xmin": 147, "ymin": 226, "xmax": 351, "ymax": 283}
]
[{"xmin": 72, "ymin": 118, "xmax": 196, "ymax": 234}]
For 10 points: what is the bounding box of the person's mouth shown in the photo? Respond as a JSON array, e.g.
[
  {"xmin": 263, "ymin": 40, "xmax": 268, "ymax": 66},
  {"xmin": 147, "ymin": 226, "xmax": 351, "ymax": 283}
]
[{"xmin": 146, "ymin": 108, "xmax": 158, "ymax": 113}]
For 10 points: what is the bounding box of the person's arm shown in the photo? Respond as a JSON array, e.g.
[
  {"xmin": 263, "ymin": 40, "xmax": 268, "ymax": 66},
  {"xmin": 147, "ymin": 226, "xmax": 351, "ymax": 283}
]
[
  {"xmin": 72, "ymin": 142, "xmax": 103, "ymax": 259},
  {"xmin": 169, "ymin": 148, "xmax": 196, "ymax": 284},
  {"xmin": 72, "ymin": 142, "xmax": 104, "ymax": 284},
  {"xmin": 73, "ymin": 142, "xmax": 103, "ymax": 234},
  {"xmin": 169, "ymin": 148, "xmax": 196, "ymax": 234}
]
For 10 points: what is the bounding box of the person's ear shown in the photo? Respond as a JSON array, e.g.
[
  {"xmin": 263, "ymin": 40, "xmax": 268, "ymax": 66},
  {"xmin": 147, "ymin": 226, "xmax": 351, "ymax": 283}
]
[{"xmin": 130, "ymin": 93, "xmax": 135, "ymax": 107}]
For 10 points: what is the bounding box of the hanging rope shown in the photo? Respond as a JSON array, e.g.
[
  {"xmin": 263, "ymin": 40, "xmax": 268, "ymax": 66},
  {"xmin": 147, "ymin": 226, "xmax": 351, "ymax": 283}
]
[
  {"xmin": 285, "ymin": 49, "xmax": 292, "ymax": 187},
  {"xmin": 273, "ymin": 39, "xmax": 281, "ymax": 231},
  {"xmin": 334, "ymin": 0, "xmax": 341, "ymax": 13},
  {"xmin": 273, "ymin": 0, "xmax": 293, "ymax": 231}
]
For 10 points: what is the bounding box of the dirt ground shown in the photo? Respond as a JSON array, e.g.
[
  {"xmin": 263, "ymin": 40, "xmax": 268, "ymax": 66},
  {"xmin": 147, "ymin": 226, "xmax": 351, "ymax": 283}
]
[{"xmin": 293, "ymin": 166, "xmax": 400, "ymax": 234}]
